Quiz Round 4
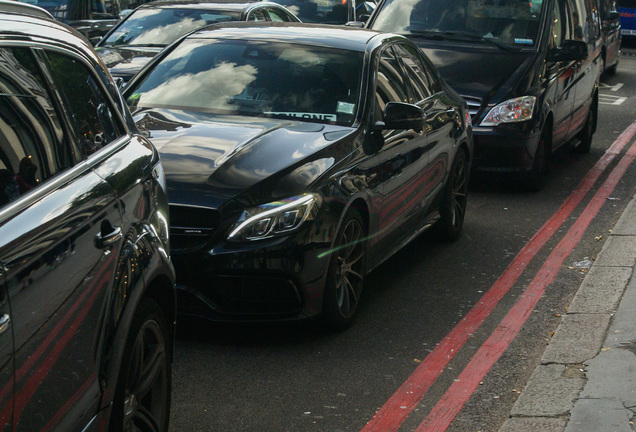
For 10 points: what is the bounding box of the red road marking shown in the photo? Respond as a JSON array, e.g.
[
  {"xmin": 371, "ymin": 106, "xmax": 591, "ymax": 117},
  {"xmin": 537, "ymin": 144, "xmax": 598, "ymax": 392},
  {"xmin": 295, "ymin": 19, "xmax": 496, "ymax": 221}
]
[
  {"xmin": 418, "ymin": 137, "xmax": 636, "ymax": 431},
  {"xmin": 360, "ymin": 120, "xmax": 636, "ymax": 432}
]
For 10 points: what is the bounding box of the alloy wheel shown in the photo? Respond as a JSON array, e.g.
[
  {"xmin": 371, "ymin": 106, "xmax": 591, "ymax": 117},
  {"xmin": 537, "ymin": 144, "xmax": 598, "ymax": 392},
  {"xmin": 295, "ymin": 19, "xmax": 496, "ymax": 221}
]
[{"xmin": 334, "ymin": 217, "xmax": 365, "ymax": 318}]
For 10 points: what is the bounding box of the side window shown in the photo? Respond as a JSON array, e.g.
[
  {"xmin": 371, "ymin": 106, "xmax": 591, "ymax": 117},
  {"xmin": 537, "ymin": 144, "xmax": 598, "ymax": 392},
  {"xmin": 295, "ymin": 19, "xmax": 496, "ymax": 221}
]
[
  {"xmin": 44, "ymin": 51, "xmax": 124, "ymax": 160},
  {"xmin": 394, "ymin": 44, "xmax": 434, "ymax": 102},
  {"xmin": 248, "ymin": 9, "xmax": 268, "ymax": 21},
  {"xmin": 550, "ymin": 0, "xmax": 569, "ymax": 48},
  {"xmin": 0, "ymin": 47, "xmax": 68, "ymax": 207},
  {"xmin": 267, "ymin": 7, "xmax": 293, "ymax": 21},
  {"xmin": 375, "ymin": 46, "xmax": 410, "ymax": 121}
]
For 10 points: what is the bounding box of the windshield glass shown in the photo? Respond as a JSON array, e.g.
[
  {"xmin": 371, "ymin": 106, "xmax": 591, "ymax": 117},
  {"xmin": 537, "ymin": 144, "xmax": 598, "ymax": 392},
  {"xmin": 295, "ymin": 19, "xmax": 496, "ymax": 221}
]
[
  {"xmin": 372, "ymin": 0, "xmax": 545, "ymax": 47},
  {"xmin": 102, "ymin": 8, "xmax": 240, "ymax": 46},
  {"xmin": 126, "ymin": 39, "xmax": 363, "ymax": 126}
]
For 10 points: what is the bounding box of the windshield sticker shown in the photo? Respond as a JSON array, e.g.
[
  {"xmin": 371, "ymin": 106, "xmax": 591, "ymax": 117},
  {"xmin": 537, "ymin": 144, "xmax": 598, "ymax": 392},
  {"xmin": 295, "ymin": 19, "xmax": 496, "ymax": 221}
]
[
  {"xmin": 337, "ymin": 102, "xmax": 356, "ymax": 115},
  {"xmin": 265, "ymin": 112, "xmax": 337, "ymax": 121},
  {"xmin": 514, "ymin": 38, "xmax": 534, "ymax": 45}
]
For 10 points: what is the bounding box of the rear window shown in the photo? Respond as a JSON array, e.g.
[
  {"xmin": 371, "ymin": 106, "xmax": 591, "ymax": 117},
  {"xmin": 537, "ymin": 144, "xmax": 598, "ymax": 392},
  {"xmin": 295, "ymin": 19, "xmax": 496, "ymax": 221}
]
[{"xmin": 126, "ymin": 38, "xmax": 364, "ymax": 126}]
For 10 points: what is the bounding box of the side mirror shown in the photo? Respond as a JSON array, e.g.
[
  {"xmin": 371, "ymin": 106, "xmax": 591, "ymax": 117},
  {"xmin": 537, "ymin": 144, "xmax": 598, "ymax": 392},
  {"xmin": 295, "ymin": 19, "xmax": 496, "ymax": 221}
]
[
  {"xmin": 380, "ymin": 102, "xmax": 425, "ymax": 131},
  {"xmin": 549, "ymin": 39, "xmax": 588, "ymax": 62}
]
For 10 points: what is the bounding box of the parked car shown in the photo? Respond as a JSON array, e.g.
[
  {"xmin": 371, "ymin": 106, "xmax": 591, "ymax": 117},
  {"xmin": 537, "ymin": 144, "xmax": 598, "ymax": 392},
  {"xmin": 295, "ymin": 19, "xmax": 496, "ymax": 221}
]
[
  {"xmin": 0, "ymin": 2, "xmax": 176, "ymax": 430},
  {"xmin": 17, "ymin": 0, "xmax": 150, "ymax": 44},
  {"xmin": 368, "ymin": 0, "xmax": 602, "ymax": 191},
  {"xmin": 122, "ymin": 22, "xmax": 473, "ymax": 329},
  {"xmin": 271, "ymin": 0, "xmax": 375, "ymax": 24},
  {"xmin": 95, "ymin": 0, "xmax": 300, "ymax": 83},
  {"xmin": 600, "ymin": 0, "xmax": 621, "ymax": 74}
]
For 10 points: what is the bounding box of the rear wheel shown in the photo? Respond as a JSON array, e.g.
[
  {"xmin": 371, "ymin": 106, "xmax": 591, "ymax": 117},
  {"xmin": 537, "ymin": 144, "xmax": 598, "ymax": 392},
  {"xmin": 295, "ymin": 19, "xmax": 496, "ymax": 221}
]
[
  {"xmin": 433, "ymin": 149, "xmax": 469, "ymax": 242},
  {"xmin": 110, "ymin": 298, "xmax": 171, "ymax": 432},
  {"xmin": 320, "ymin": 208, "xmax": 366, "ymax": 331}
]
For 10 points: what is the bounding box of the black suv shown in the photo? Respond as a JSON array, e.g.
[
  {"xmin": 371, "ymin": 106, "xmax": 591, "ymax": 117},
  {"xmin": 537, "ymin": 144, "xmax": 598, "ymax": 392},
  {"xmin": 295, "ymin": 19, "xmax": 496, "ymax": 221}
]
[
  {"xmin": 0, "ymin": 3, "xmax": 175, "ymax": 431},
  {"xmin": 369, "ymin": 0, "xmax": 602, "ymax": 190}
]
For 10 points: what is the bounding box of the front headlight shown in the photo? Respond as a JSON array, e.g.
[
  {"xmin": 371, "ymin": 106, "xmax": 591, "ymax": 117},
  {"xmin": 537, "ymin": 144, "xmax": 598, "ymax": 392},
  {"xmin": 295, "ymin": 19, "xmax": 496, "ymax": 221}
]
[
  {"xmin": 228, "ymin": 194, "xmax": 319, "ymax": 241},
  {"xmin": 480, "ymin": 96, "xmax": 536, "ymax": 126}
]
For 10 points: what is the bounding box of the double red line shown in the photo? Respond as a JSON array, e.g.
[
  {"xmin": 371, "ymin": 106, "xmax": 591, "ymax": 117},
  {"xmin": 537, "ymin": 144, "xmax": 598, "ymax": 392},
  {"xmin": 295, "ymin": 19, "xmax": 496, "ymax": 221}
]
[{"xmin": 362, "ymin": 120, "xmax": 636, "ymax": 432}]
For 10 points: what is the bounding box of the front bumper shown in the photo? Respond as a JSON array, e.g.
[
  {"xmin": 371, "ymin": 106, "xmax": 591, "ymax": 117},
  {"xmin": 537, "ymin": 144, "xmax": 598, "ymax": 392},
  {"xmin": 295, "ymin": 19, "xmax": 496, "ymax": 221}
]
[
  {"xmin": 172, "ymin": 225, "xmax": 334, "ymax": 322},
  {"xmin": 471, "ymin": 121, "xmax": 541, "ymax": 174}
]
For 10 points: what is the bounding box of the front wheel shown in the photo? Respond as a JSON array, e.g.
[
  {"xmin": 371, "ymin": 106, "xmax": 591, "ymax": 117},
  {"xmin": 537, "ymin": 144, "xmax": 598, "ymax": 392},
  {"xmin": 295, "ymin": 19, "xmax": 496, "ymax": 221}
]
[
  {"xmin": 433, "ymin": 149, "xmax": 469, "ymax": 242},
  {"xmin": 110, "ymin": 298, "xmax": 171, "ymax": 432},
  {"xmin": 520, "ymin": 131, "xmax": 548, "ymax": 192},
  {"xmin": 320, "ymin": 208, "xmax": 366, "ymax": 331}
]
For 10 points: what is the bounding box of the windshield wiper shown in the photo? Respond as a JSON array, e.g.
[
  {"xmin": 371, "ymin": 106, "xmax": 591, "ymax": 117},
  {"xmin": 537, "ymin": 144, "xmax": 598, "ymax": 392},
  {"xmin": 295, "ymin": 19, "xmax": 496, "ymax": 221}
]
[
  {"xmin": 403, "ymin": 29, "xmax": 446, "ymax": 40},
  {"xmin": 125, "ymin": 43, "xmax": 168, "ymax": 48},
  {"xmin": 437, "ymin": 31, "xmax": 522, "ymax": 51}
]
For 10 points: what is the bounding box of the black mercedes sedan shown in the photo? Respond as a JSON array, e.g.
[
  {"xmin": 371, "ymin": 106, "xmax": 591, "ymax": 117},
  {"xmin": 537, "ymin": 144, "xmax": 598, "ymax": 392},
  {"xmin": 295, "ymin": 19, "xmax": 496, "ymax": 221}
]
[
  {"xmin": 95, "ymin": 0, "xmax": 300, "ymax": 83},
  {"xmin": 123, "ymin": 22, "xmax": 473, "ymax": 329}
]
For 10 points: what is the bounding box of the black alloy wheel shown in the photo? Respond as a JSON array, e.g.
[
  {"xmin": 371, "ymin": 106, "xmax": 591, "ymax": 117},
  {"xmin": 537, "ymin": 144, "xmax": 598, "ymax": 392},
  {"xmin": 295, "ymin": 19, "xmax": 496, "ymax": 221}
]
[
  {"xmin": 434, "ymin": 149, "xmax": 469, "ymax": 242},
  {"xmin": 321, "ymin": 208, "xmax": 366, "ymax": 331},
  {"xmin": 574, "ymin": 101, "xmax": 596, "ymax": 154},
  {"xmin": 111, "ymin": 298, "xmax": 171, "ymax": 432}
]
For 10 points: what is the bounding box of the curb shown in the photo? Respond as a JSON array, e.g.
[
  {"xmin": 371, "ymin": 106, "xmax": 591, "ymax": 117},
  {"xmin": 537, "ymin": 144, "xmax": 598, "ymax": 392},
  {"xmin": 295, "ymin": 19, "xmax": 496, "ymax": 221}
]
[{"xmin": 499, "ymin": 194, "xmax": 636, "ymax": 432}]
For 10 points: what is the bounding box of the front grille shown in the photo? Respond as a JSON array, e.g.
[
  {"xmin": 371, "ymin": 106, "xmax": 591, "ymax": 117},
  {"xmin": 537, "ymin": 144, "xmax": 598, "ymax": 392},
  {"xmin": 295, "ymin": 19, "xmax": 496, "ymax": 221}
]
[
  {"xmin": 462, "ymin": 95, "xmax": 483, "ymax": 119},
  {"xmin": 169, "ymin": 205, "xmax": 220, "ymax": 253}
]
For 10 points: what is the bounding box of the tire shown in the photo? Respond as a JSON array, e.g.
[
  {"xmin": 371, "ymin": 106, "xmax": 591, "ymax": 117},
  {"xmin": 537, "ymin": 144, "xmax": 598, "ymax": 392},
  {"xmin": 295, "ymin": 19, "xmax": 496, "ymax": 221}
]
[
  {"xmin": 110, "ymin": 298, "xmax": 171, "ymax": 432},
  {"xmin": 433, "ymin": 149, "xmax": 469, "ymax": 242},
  {"xmin": 520, "ymin": 131, "xmax": 548, "ymax": 192},
  {"xmin": 574, "ymin": 102, "xmax": 596, "ymax": 154},
  {"xmin": 320, "ymin": 208, "xmax": 366, "ymax": 331}
]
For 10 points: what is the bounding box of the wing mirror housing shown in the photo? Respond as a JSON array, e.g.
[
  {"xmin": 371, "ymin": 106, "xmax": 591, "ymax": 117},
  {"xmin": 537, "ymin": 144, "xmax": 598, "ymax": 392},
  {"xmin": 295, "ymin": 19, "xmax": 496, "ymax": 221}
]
[
  {"xmin": 549, "ymin": 39, "xmax": 588, "ymax": 62},
  {"xmin": 379, "ymin": 101, "xmax": 425, "ymax": 131}
]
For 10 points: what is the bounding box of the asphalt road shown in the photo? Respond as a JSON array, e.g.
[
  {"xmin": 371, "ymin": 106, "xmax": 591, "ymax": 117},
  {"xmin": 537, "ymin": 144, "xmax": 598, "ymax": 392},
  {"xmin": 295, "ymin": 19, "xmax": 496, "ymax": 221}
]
[{"xmin": 168, "ymin": 46, "xmax": 636, "ymax": 432}]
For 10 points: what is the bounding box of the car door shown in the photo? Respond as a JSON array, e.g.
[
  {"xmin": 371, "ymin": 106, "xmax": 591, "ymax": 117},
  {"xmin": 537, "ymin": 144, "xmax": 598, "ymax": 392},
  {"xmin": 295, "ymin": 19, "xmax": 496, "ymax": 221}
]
[
  {"xmin": 567, "ymin": 0, "xmax": 601, "ymax": 137},
  {"xmin": 0, "ymin": 272, "xmax": 13, "ymax": 431},
  {"xmin": 0, "ymin": 45, "xmax": 127, "ymax": 431},
  {"xmin": 369, "ymin": 45, "xmax": 429, "ymax": 260},
  {"xmin": 547, "ymin": 0, "xmax": 578, "ymax": 144},
  {"xmin": 395, "ymin": 43, "xmax": 455, "ymax": 214}
]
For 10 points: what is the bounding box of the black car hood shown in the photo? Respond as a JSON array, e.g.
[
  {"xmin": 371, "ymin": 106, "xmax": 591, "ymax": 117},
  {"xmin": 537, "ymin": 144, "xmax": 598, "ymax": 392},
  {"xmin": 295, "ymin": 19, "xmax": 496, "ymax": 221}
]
[
  {"xmin": 96, "ymin": 46, "xmax": 163, "ymax": 79},
  {"xmin": 420, "ymin": 45, "xmax": 535, "ymax": 102},
  {"xmin": 134, "ymin": 109, "xmax": 354, "ymax": 208}
]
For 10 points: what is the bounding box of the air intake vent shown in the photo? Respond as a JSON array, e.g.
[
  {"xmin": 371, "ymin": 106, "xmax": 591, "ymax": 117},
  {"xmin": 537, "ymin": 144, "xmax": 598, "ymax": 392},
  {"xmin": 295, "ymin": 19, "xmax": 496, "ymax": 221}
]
[
  {"xmin": 169, "ymin": 205, "xmax": 220, "ymax": 253},
  {"xmin": 462, "ymin": 95, "xmax": 483, "ymax": 118}
]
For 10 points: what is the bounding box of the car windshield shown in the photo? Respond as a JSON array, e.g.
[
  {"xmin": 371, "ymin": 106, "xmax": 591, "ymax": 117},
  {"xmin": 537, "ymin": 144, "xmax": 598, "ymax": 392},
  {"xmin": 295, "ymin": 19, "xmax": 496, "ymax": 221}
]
[
  {"xmin": 126, "ymin": 38, "xmax": 364, "ymax": 126},
  {"xmin": 102, "ymin": 7, "xmax": 240, "ymax": 47},
  {"xmin": 372, "ymin": 0, "xmax": 545, "ymax": 47}
]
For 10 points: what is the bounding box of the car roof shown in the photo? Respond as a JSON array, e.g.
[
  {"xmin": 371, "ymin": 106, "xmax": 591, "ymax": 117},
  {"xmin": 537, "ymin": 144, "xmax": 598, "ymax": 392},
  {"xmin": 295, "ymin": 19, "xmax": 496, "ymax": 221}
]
[
  {"xmin": 186, "ymin": 21, "xmax": 390, "ymax": 52},
  {"xmin": 0, "ymin": 0, "xmax": 54, "ymax": 20},
  {"xmin": 137, "ymin": 0, "xmax": 283, "ymax": 11},
  {"xmin": 0, "ymin": 6, "xmax": 95, "ymax": 56}
]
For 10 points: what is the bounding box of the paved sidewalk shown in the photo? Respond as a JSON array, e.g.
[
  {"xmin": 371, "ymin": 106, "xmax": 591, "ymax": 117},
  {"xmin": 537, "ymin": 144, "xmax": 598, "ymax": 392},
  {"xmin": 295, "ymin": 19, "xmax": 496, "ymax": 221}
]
[{"xmin": 499, "ymin": 193, "xmax": 636, "ymax": 432}]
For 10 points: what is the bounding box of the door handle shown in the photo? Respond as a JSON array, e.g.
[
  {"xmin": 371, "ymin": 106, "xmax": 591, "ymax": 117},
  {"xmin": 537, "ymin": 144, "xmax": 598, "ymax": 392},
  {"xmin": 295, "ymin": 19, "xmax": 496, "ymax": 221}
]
[
  {"xmin": 0, "ymin": 314, "xmax": 10, "ymax": 335},
  {"xmin": 95, "ymin": 224, "xmax": 123, "ymax": 249}
]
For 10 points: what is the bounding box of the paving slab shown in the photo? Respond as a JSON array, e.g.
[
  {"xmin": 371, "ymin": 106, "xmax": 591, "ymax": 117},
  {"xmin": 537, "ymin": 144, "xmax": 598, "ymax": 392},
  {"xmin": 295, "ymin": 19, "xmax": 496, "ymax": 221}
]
[
  {"xmin": 565, "ymin": 398, "xmax": 634, "ymax": 432},
  {"xmin": 567, "ymin": 266, "xmax": 632, "ymax": 314},
  {"xmin": 510, "ymin": 364, "xmax": 585, "ymax": 417},
  {"xmin": 499, "ymin": 417, "xmax": 567, "ymax": 432},
  {"xmin": 593, "ymin": 236, "xmax": 636, "ymax": 267},
  {"xmin": 541, "ymin": 314, "xmax": 611, "ymax": 364},
  {"xmin": 611, "ymin": 196, "xmax": 636, "ymax": 235}
]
